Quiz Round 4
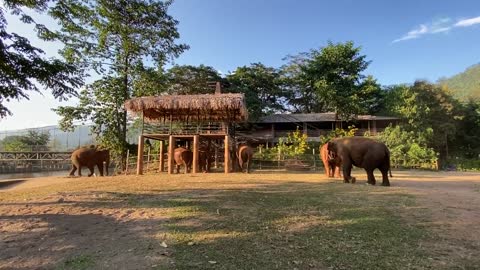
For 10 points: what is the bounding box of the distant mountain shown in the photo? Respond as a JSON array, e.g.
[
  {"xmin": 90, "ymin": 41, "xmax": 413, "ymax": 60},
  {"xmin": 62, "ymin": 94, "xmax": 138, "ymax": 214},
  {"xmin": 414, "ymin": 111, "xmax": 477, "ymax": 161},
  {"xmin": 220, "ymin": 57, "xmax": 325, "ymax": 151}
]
[{"xmin": 438, "ymin": 64, "xmax": 480, "ymax": 101}]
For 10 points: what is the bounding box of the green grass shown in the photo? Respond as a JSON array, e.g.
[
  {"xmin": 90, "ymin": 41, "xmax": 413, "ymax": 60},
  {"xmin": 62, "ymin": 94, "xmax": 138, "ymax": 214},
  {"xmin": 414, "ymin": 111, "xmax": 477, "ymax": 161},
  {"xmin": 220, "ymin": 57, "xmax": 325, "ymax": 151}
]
[
  {"xmin": 116, "ymin": 182, "xmax": 431, "ymax": 270},
  {"xmin": 58, "ymin": 255, "xmax": 95, "ymax": 270}
]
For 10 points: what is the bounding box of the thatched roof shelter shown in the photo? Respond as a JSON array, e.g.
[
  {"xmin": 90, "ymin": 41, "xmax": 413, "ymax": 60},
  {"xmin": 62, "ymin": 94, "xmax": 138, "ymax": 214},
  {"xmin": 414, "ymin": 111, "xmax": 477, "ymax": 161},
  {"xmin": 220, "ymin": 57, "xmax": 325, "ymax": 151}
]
[{"xmin": 124, "ymin": 93, "xmax": 248, "ymax": 123}]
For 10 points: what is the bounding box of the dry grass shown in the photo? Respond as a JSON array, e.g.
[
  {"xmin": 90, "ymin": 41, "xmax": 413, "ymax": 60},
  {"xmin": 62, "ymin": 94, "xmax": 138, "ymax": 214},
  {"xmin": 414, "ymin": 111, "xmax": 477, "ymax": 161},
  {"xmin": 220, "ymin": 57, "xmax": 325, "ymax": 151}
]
[{"xmin": 1, "ymin": 171, "xmax": 479, "ymax": 269}]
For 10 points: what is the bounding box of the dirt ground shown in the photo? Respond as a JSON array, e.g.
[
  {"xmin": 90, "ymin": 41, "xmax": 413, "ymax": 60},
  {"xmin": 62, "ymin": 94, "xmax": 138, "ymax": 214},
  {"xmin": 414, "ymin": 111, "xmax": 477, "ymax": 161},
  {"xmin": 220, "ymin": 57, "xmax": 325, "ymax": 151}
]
[{"xmin": 0, "ymin": 170, "xmax": 479, "ymax": 269}]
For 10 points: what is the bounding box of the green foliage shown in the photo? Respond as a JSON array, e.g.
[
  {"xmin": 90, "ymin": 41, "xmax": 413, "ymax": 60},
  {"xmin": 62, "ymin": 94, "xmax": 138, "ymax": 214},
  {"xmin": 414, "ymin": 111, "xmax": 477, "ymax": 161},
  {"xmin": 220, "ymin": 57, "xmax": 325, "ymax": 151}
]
[
  {"xmin": 452, "ymin": 99, "xmax": 480, "ymax": 158},
  {"xmin": 0, "ymin": 130, "xmax": 50, "ymax": 151},
  {"xmin": 0, "ymin": 1, "xmax": 82, "ymax": 118},
  {"xmin": 438, "ymin": 63, "xmax": 480, "ymax": 101},
  {"xmin": 378, "ymin": 125, "xmax": 437, "ymax": 169},
  {"xmin": 319, "ymin": 126, "xmax": 358, "ymax": 145},
  {"xmin": 282, "ymin": 41, "xmax": 378, "ymax": 119},
  {"xmin": 256, "ymin": 128, "xmax": 309, "ymax": 160},
  {"xmin": 51, "ymin": 0, "xmax": 188, "ymax": 163},
  {"xmin": 166, "ymin": 65, "xmax": 222, "ymax": 94},
  {"xmin": 386, "ymin": 81, "xmax": 462, "ymax": 164},
  {"xmin": 228, "ymin": 63, "xmax": 288, "ymax": 120}
]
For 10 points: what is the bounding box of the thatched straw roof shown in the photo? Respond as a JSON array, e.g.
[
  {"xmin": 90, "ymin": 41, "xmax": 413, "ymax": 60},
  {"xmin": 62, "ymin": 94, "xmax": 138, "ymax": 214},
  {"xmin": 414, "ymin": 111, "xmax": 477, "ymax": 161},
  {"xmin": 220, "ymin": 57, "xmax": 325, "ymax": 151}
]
[{"xmin": 124, "ymin": 93, "xmax": 248, "ymax": 122}]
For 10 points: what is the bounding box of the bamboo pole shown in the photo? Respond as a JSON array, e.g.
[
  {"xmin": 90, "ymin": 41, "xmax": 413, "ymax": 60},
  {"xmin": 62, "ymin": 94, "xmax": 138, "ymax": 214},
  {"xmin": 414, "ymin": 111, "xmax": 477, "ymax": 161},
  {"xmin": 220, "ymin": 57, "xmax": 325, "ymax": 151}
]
[
  {"xmin": 159, "ymin": 140, "xmax": 165, "ymax": 172},
  {"xmin": 224, "ymin": 135, "xmax": 230, "ymax": 174},
  {"xmin": 168, "ymin": 136, "xmax": 175, "ymax": 174},
  {"xmin": 136, "ymin": 135, "xmax": 144, "ymax": 175}
]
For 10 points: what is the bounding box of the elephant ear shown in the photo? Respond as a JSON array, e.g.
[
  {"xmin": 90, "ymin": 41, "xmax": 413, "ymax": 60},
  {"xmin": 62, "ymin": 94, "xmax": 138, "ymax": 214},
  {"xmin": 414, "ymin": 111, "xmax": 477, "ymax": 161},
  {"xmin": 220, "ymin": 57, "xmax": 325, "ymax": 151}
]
[{"xmin": 327, "ymin": 141, "xmax": 337, "ymax": 152}]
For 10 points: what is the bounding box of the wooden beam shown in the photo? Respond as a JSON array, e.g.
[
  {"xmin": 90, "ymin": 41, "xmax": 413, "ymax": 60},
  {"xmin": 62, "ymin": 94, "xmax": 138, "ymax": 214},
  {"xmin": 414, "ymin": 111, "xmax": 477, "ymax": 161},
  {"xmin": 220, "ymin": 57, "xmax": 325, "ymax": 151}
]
[
  {"xmin": 224, "ymin": 135, "xmax": 230, "ymax": 174},
  {"xmin": 158, "ymin": 140, "xmax": 164, "ymax": 172},
  {"xmin": 193, "ymin": 135, "xmax": 199, "ymax": 173},
  {"xmin": 168, "ymin": 136, "xmax": 175, "ymax": 174},
  {"xmin": 136, "ymin": 135, "xmax": 144, "ymax": 175}
]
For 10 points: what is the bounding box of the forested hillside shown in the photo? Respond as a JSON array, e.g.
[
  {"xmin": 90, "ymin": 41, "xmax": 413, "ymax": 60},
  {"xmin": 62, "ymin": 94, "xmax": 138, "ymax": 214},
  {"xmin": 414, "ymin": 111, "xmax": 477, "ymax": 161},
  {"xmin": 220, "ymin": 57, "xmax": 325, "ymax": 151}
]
[{"xmin": 438, "ymin": 64, "xmax": 480, "ymax": 101}]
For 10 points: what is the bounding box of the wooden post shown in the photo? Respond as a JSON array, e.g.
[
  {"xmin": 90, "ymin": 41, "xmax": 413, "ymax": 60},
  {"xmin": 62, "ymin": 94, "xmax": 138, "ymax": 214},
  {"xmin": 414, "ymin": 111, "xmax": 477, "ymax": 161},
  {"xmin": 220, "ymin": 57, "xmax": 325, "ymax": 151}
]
[
  {"xmin": 193, "ymin": 135, "xmax": 199, "ymax": 173},
  {"xmin": 146, "ymin": 147, "xmax": 151, "ymax": 172},
  {"xmin": 168, "ymin": 136, "xmax": 175, "ymax": 174},
  {"xmin": 224, "ymin": 135, "xmax": 230, "ymax": 174},
  {"xmin": 158, "ymin": 140, "xmax": 165, "ymax": 172},
  {"xmin": 313, "ymin": 148, "xmax": 316, "ymax": 171},
  {"xmin": 136, "ymin": 135, "xmax": 144, "ymax": 175},
  {"xmin": 125, "ymin": 149, "xmax": 129, "ymax": 175},
  {"xmin": 214, "ymin": 145, "xmax": 218, "ymax": 168}
]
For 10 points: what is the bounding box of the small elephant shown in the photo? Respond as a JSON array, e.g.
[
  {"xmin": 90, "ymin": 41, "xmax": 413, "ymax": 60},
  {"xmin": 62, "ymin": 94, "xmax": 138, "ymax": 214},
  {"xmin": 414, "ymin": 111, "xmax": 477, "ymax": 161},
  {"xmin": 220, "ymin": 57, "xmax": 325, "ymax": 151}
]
[
  {"xmin": 69, "ymin": 146, "xmax": 110, "ymax": 177},
  {"xmin": 320, "ymin": 143, "xmax": 341, "ymax": 178},
  {"xmin": 174, "ymin": 147, "xmax": 193, "ymax": 174},
  {"xmin": 327, "ymin": 137, "xmax": 392, "ymax": 186},
  {"xmin": 237, "ymin": 144, "xmax": 254, "ymax": 173}
]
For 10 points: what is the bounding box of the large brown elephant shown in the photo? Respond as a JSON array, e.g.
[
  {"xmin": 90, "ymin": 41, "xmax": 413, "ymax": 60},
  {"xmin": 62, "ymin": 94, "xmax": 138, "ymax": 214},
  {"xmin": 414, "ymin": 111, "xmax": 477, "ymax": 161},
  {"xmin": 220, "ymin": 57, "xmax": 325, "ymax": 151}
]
[
  {"xmin": 327, "ymin": 137, "xmax": 392, "ymax": 186},
  {"xmin": 320, "ymin": 143, "xmax": 341, "ymax": 178},
  {"xmin": 174, "ymin": 147, "xmax": 193, "ymax": 174},
  {"xmin": 69, "ymin": 146, "xmax": 110, "ymax": 177},
  {"xmin": 237, "ymin": 144, "xmax": 254, "ymax": 173}
]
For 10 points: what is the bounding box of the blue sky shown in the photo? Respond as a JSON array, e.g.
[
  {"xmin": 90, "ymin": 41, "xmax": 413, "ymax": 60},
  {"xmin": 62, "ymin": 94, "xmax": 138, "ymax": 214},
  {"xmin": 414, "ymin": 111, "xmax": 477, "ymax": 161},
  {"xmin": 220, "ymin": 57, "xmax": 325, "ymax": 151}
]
[{"xmin": 1, "ymin": 0, "xmax": 480, "ymax": 130}]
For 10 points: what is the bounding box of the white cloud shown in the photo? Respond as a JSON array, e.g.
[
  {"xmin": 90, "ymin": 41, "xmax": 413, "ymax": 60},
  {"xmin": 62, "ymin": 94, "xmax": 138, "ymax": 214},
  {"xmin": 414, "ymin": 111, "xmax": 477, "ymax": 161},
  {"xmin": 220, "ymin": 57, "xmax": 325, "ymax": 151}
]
[
  {"xmin": 455, "ymin": 16, "xmax": 480, "ymax": 27},
  {"xmin": 393, "ymin": 15, "xmax": 480, "ymax": 43}
]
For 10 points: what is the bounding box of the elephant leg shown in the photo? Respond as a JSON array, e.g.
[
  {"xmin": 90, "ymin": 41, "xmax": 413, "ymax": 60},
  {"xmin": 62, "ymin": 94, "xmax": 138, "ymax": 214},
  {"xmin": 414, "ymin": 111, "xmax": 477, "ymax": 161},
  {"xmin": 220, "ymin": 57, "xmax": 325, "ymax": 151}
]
[
  {"xmin": 342, "ymin": 161, "xmax": 353, "ymax": 183},
  {"xmin": 246, "ymin": 159, "xmax": 251, "ymax": 174},
  {"xmin": 380, "ymin": 166, "xmax": 391, "ymax": 186},
  {"xmin": 87, "ymin": 165, "xmax": 95, "ymax": 177},
  {"xmin": 184, "ymin": 162, "xmax": 188, "ymax": 174},
  {"xmin": 97, "ymin": 163, "xmax": 104, "ymax": 176},
  {"xmin": 323, "ymin": 159, "xmax": 330, "ymax": 177},
  {"xmin": 176, "ymin": 164, "xmax": 180, "ymax": 174},
  {"xmin": 334, "ymin": 165, "xmax": 341, "ymax": 178},
  {"xmin": 366, "ymin": 169, "xmax": 376, "ymax": 185},
  {"xmin": 103, "ymin": 161, "xmax": 108, "ymax": 176},
  {"xmin": 69, "ymin": 164, "xmax": 77, "ymax": 176}
]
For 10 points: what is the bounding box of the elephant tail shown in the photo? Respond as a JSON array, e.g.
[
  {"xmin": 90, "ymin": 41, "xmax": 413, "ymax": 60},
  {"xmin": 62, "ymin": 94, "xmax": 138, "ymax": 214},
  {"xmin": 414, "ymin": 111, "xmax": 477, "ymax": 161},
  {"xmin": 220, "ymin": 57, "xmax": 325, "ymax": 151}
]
[{"xmin": 386, "ymin": 148, "xmax": 393, "ymax": 178}]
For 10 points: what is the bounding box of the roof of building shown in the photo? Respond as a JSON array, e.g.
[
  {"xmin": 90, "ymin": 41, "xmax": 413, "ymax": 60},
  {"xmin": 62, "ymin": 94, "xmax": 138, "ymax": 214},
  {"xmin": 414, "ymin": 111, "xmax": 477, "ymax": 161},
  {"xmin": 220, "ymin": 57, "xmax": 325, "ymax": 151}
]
[
  {"xmin": 256, "ymin": 113, "xmax": 400, "ymax": 123},
  {"xmin": 124, "ymin": 93, "xmax": 248, "ymax": 122}
]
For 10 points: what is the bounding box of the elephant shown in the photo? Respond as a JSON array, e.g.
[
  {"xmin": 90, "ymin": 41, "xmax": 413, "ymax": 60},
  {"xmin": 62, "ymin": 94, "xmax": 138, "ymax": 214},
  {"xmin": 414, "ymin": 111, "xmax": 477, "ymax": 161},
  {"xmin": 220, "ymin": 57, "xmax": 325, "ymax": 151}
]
[
  {"xmin": 327, "ymin": 137, "xmax": 392, "ymax": 186},
  {"xmin": 69, "ymin": 146, "xmax": 110, "ymax": 177},
  {"xmin": 237, "ymin": 144, "xmax": 254, "ymax": 173},
  {"xmin": 199, "ymin": 146, "xmax": 214, "ymax": 173},
  {"xmin": 320, "ymin": 143, "xmax": 342, "ymax": 178},
  {"xmin": 174, "ymin": 147, "xmax": 193, "ymax": 174}
]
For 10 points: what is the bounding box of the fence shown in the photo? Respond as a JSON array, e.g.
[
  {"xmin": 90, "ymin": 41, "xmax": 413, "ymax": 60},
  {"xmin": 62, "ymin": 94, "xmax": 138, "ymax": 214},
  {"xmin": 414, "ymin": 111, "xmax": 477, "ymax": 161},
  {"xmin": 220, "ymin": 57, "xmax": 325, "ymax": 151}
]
[{"xmin": 122, "ymin": 148, "xmax": 439, "ymax": 175}]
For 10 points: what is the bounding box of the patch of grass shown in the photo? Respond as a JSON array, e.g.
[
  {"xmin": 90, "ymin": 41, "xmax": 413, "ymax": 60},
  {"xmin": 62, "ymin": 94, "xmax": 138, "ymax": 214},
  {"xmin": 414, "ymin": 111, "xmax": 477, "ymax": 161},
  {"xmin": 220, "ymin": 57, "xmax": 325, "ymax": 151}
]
[
  {"xmin": 163, "ymin": 183, "xmax": 431, "ymax": 270},
  {"xmin": 58, "ymin": 255, "xmax": 94, "ymax": 270}
]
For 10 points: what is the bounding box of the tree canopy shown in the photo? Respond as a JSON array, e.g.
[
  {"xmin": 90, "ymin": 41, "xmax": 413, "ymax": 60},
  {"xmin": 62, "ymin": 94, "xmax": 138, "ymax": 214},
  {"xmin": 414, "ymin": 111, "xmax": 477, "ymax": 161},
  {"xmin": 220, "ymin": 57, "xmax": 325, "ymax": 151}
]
[
  {"xmin": 51, "ymin": 0, "xmax": 188, "ymax": 161},
  {"xmin": 0, "ymin": 0, "xmax": 82, "ymax": 118}
]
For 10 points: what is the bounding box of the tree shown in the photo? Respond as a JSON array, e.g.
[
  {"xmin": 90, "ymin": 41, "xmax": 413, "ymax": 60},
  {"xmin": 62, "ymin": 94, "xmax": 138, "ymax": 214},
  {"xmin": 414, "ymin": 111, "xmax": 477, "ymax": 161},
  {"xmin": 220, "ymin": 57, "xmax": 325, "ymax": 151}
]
[
  {"xmin": 0, "ymin": 130, "xmax": 50, "ymax": 151},
  {"xmin": 452, "ymin": 99, "xmax": 480, "ymax": 158},
  {"xmin": 228, "ymin": 63, "xmax": 288, "ymax": 120},
  {"xmin": 282, "ymin": 41, "xmax": 378, "ymax": 119},
  {"xmin": 166, "ymin": 65, "xmax": 222, "ymax": 94},
  {"xmin": 387, "ymin": 81, "xmax": 461, "ymax": 165},
  {"xmin": 0, "ymin": 0, "xmax": 82, "ymax": 118},
  {"xmin": 51, "ymin": 0, "xmax": 188, "ymax": 162}
]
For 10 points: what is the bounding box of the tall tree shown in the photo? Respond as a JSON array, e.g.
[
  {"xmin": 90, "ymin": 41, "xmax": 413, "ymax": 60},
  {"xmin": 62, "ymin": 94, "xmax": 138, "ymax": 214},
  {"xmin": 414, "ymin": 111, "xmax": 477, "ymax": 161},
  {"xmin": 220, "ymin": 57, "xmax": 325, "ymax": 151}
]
[
  {"xmin": 51, "ymin": 0, "xmax": 188, "ymax": 161},
  {"xmin": 228, "ymin": 63, "xmax": 287, "ymax": 120},
  {"xmin": 390, "ymin": 81, "xmax": 462, "ymax": 165},
  {"xmin": 166, "ymin": 65, "xmax": 222, "ymax": 94},
  {"xmin": 282, "ymin": 41, "xmax": 378, "ymax": 119},
  {"xmin": 0, "ymin": 0, "xmax": 82, "ymax": 118},
  {"xmin": 452, "ymin": 99, "xmax": 480, "ymax": 158}
]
